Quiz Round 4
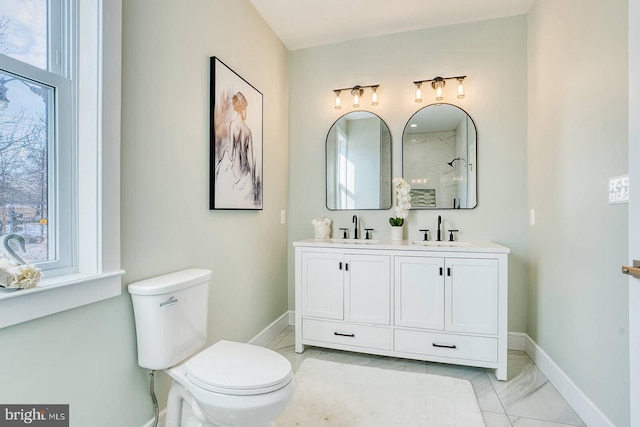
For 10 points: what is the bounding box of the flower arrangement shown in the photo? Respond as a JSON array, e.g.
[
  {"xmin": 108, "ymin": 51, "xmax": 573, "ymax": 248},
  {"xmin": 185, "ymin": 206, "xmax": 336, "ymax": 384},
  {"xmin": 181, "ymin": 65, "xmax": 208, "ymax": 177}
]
[{"xmin": 389, "ymin": 177, "xmax": 411, "ymax": 226}]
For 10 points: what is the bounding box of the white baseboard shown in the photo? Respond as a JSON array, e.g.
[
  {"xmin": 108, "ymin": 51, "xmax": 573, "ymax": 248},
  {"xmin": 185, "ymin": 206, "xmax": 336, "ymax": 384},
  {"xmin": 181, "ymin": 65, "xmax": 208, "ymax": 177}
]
[
  {"xmin": 248, "ymin": 311, "xmax": 291, "ymax": 347},
  {"xmin": 522, "ymin": 334, "xmax": 614, "ymax": 427},
  {"xmin": 507, "ymin": 332, "xmax": 527, "ymax": 351},
  {"xmin": 288, "ymin": 310, "xmax": 295, "ymax": 326},
  {"xmin": 142, "ymin": 409, "xmax": 165, "ymax": 427}
]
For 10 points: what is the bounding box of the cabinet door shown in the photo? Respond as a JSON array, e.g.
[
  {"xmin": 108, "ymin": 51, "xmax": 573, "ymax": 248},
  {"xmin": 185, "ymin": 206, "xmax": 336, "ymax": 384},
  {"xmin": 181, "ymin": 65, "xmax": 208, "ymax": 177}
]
[
  {"xmin": 301, "ymin": 252, "xmax": 344, "ymax": 320},
  {"xmin": 344, "ymin": 254, "xmax": 391, "ymax": 325},
  {"xmin": 445, "ymin": 258, "xmax": 498, "ymax": 335},
  {"xmin": 394, "ymin": 256, "xmax": 445, "ymax": 330}
]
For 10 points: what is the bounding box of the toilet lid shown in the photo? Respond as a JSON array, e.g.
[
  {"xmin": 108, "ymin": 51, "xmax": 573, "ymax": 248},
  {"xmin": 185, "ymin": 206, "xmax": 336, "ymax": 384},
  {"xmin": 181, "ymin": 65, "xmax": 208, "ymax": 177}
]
[{"xmin": 185, "ymin": 340, "xmax": 293, "ymax": 396}]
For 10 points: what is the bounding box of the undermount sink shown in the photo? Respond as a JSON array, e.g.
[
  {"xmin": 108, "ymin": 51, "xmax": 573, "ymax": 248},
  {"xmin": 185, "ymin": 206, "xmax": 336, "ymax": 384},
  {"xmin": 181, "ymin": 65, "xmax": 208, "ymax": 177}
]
[
  {"xmin": 412, "ymin": 240, "xmax": 471, "ymax": 247},
  {"xmin": 329, "ymin": 238, "xmax": 379, "ymax": 244}
]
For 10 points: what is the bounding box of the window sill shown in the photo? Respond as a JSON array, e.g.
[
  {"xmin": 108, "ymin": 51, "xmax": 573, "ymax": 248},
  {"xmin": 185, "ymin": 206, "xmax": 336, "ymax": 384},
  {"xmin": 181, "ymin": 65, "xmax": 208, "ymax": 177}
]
[{"xmin": 0, "ymin": 270, "xmax": 125, "ymax": 329}]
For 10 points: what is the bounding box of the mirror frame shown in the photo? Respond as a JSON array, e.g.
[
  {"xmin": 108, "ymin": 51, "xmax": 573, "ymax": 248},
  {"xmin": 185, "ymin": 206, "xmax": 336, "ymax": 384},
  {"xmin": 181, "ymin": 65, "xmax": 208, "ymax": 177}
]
[
  {"xmin": 325, "ymin": 111, "xmax": 393, "ymax": 211},
  {"xmin": 401, "ymin": 103, "xmax": 478, "ymax": 209}
]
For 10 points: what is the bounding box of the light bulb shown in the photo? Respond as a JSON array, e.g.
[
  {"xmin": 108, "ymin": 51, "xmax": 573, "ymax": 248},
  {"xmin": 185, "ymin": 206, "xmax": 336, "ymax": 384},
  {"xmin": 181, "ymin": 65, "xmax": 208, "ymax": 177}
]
[
  {"xmin": 371, "ymin": 86, "xmax": 379, "ymax": 106},
  {"xmin": 415, "ymin": 83, "xmax": 422, "ymax": 103},
  {"xmin": 433, "ymin": 80, "xmax": 444, "ymax": 101},
  {"xmin": 457, "ymin": 78, "xmax": 465, "ymax": 99},
  {"xmin": 334, "ymin": 90, "xmax": 342, "ymax": 110},
  {"xmin": 352, "ymin": 88, "xmax": 362, "ymax": 108}
]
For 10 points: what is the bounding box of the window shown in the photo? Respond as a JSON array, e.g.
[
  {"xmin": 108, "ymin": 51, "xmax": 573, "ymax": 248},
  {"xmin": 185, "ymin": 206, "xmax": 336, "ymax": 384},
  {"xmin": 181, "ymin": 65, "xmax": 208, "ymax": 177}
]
[
  {"xmin": 0, "ymin": 0, "xmax": 123, "ymax": 328},
  {"xmin": 0, "ymin": 0, "xmax": 72, "ymax": 272}
]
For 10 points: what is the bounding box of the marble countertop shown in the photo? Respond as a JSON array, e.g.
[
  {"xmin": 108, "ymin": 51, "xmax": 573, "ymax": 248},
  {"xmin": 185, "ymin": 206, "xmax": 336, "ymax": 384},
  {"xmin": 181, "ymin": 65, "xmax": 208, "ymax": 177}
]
[{"xmin": 293, "ymin": 238, "xmax": 510, "ymax": 254}]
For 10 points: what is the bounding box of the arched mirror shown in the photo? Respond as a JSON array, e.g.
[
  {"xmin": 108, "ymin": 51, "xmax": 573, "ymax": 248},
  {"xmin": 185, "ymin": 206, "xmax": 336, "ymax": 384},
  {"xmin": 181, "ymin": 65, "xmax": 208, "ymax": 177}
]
[
  {"xmin": 402, "ymin": 103, "xmax": 477, "ymax": 209},
  {"xmin": 326, "ymin": 111, "xmax": 392, "ymax": 210}
]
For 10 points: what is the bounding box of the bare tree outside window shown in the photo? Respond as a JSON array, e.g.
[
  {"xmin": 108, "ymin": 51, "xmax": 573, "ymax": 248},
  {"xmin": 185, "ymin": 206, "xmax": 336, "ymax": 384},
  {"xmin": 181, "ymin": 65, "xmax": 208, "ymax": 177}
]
[{"xmin": 0, "ymin": 8, "xmax": 51, "ymax": 264}]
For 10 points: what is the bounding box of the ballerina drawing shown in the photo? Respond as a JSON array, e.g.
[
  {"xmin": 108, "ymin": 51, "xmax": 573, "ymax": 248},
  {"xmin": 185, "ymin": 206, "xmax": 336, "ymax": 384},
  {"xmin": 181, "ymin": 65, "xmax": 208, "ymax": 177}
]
[{"xmin": 211, "ymin": 58, "xmax": 263, "ymax": 209}]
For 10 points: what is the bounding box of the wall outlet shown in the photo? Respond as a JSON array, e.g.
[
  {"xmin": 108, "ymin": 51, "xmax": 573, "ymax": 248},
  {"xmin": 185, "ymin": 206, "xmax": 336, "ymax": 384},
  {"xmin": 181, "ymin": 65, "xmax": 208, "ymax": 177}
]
[
  {"xmin": 609, "ymin": 175, "xmax": 629, "ymax": 204},
  {"xmin": 529, "ymin": 208, "xmax": 535, "ymax": 226},
  {"xmin": 280, "ymin": 210, "xmax": 286, "ymax": 224}
]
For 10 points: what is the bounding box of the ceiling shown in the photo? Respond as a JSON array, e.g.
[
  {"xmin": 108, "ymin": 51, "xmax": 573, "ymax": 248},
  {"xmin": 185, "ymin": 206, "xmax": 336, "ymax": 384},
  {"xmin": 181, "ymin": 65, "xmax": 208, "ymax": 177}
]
[{"xmin": 249, "ymin": 0, "xmax": 534, "ymax": 51}]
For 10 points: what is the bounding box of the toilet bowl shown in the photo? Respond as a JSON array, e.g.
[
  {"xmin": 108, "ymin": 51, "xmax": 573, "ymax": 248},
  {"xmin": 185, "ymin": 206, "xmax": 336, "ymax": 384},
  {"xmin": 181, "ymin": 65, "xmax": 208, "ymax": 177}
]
[{"xmin": 128, "ymin": 269, "xmax": 295, "ymax": 427}]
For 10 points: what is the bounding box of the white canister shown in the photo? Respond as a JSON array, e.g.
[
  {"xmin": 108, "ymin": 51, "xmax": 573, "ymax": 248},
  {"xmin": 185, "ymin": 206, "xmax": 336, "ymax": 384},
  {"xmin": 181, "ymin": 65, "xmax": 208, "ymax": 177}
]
[{"xmin": 312, "ymin": 217, "xmax": 332, "ymax": 239}]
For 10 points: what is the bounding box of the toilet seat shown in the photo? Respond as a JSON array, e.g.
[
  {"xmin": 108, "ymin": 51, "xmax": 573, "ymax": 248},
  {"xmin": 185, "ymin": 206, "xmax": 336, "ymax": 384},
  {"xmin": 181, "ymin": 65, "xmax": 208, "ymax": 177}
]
[{"xmin": 185, "ymin": 340, "xmax": 293, "ymax": 396}]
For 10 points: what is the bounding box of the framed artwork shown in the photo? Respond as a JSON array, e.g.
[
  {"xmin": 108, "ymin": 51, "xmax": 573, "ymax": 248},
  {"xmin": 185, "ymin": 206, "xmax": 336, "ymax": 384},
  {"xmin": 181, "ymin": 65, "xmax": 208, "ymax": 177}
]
[{"xmin": 210, "ymin": 57, "xmax": 263, "ymax": 210}]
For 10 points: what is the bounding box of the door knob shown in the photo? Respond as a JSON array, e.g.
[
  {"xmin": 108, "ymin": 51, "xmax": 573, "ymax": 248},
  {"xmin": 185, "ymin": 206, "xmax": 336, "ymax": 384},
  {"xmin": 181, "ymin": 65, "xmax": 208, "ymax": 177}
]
[{"xmin": 622, "ymin": 260, "xmax": 640, "ymax": 279}]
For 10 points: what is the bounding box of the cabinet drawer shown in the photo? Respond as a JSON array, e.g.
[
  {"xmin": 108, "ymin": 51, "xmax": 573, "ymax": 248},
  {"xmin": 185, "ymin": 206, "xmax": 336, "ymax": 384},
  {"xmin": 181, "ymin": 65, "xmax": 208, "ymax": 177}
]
[
  {"xmin": 302, "ymin": 318, "xmax": 392, "ymax": 350},
  {"xmin": 394, "ymin": 329, "xmax": 497, "ymax": 363}
]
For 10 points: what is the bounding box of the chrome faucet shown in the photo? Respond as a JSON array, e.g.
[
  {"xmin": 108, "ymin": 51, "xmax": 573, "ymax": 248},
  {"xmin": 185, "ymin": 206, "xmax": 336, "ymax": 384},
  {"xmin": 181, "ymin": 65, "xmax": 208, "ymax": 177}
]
[
  {"xmin": 436, "ymin": 215, "xmax": 442, "ymax": 241},
  {"xmin": 352, "ymin": 215, "xmax": 359, "ymax": 239}
]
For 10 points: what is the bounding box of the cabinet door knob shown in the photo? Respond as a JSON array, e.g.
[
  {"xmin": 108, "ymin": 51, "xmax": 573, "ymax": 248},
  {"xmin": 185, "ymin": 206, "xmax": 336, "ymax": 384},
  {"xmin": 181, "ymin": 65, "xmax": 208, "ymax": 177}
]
[{"xmin": 339, "ymin": 262, "xmax": 343, "ymax": 270}]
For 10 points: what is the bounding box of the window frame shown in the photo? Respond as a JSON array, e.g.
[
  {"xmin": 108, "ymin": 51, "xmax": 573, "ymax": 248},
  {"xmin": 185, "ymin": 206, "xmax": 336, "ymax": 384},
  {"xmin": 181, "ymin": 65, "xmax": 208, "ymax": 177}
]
[
  {"xmin": 0, "ymin": 55, "xmax": 74, "ymax": 273},
  {"xmin": 0, "ymin": 0, "xmax": 123, "ymax": 329}
]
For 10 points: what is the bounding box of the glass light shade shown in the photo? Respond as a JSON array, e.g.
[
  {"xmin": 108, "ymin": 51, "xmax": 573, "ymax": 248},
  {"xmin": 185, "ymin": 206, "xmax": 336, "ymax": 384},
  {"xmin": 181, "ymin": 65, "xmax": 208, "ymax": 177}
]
[
  {"xmin": 352, "ymin": 88, "xmax": 362, "ymax": 108},
  {"xmin": 415, "ymin": 83, "xmax": 422, "ymax": 103},
  {"xmin": 371, "ymin": 87, "xmax": 378, "ymax": 106},
  {"xmin": 457, "ymin": 78, "xmax": 466, "ymax": 99},
  {"xmin": 434, "ymin": 80, "xmax": 444, "ymax": 101},
  {"xmin": 334, "ymin": 91, "xmax": 342, "ymax": 110}
]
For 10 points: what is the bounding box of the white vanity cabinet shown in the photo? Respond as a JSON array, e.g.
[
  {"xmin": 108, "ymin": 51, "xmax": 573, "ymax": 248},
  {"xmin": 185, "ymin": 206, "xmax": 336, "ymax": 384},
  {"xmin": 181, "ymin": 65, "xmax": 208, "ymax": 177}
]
[
  {"xmin": 294, "ymin": 239, "xmax": 510, "ymax": 380},
  {"xmin": 300, "ymin": 251, "xmax": 391, "ymax": 324},
  {"xmin": 393, "ymin": 256, "xmax": 501, "ymax": 373},
  {"xmin": 298, "ymin": 250, "xmax": 393, "ymax": 351},
  {"xmin": 395, "ymin": 257, "xmax": 498, "ymax": 334}
]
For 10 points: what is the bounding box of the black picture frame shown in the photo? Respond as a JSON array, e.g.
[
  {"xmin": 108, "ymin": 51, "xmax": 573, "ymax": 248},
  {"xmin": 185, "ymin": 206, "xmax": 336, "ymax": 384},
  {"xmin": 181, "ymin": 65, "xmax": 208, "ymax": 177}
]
[{"xmin": 210, "ymin": 57, "xmax": 263, "ymax": 210}]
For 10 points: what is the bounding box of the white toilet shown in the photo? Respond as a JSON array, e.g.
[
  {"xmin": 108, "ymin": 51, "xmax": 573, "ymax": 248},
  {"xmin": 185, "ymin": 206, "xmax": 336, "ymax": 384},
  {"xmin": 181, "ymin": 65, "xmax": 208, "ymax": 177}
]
[{"xmin": 128, "ymin": 269, "xmax": 295, "ymax": 427}]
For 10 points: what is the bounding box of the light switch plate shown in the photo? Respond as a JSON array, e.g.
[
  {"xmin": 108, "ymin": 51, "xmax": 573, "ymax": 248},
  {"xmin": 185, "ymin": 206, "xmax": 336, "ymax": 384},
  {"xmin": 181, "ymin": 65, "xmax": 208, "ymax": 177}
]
[{"xmin": 609, "ymin": 175, "xmax": 629, "ymax": 204}]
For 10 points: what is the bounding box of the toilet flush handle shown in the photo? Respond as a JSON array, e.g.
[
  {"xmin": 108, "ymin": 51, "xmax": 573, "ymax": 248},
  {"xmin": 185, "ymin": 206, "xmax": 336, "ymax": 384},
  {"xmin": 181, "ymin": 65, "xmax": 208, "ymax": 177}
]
[{"xmin": 160, "ymin": 296, "xmax": 178, "ymax": 307}]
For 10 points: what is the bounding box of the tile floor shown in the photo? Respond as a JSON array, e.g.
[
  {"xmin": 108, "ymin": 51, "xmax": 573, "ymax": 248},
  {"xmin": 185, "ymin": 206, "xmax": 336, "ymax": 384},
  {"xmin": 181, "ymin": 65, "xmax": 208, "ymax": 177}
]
[{"xmin": 265, "ymin": 327, "xmax": 586, "ymax": 427}]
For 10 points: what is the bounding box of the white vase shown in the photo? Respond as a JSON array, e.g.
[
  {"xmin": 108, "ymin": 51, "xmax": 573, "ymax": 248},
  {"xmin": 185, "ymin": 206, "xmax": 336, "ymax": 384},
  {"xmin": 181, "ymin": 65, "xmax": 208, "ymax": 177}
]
[
  {"xmin": 390, "ymin": 225, "xmax": 404, "ymax": 241},
  {"xmin": 313, "ymin": 223, "xmax": 331, "ymax": 239}
]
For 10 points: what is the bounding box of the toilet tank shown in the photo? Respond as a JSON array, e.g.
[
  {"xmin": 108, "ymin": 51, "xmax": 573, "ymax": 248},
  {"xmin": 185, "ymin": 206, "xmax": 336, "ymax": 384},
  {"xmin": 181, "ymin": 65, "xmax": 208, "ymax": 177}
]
[{"xmin": 128, "ymin": 269, "xmax": 212, "ymax": 370}]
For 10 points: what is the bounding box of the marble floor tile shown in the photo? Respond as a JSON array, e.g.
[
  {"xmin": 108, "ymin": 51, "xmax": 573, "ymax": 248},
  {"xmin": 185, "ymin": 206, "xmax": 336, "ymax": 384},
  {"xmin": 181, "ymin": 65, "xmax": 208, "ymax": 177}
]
[
  {"xmin": 317, "ymin": 348, "xmax": 373, "ymax": 366},
  {"xmin": 488, "ymin": 354, "xmax": 584, "ymax": 426},
  {"xmin": 264, "ymin": 328, "xmax": 585, "ymax": 427},
  {"xmin": 509, "ymin": 415, "xmax": 585, "ymax": 427},
  {"xmin": 475, "ymin": 376, "xmax": 506, "ymax": 414},
  {"xmin": 427, "ymin": 362, "xmax": 504, "ymax": 413},
  {"xmin": 483, "ymin": 411, "xmax": 512, "ymax": 427},
  {"xmin": 267, "ymin": 326, "xmax": 293, "ymax": 350},
  {"xmin": 270, "ymin": 327, "xmax": 295, "ymax": 351},
  {"xmin": 428, "ymin": 362, "xmax": 491, "ymax": 387},
  {"xmin": 369, "ymin": 355, "xmax": 428, "ymax": 373},
  {"xmin": 273, "ymin": 343, "xmax": 322, "ymax": 373}
]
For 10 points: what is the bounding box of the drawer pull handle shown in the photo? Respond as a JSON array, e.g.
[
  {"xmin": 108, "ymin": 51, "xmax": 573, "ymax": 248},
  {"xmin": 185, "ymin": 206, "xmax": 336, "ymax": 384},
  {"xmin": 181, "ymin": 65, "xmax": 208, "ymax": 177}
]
[
  {"xmin": 334, "ymin": 332, "xmax": 355, "ymax": 338},
  {"xmin": 432, "ymin": 343, "xmax": 457, "ymax": 349}
]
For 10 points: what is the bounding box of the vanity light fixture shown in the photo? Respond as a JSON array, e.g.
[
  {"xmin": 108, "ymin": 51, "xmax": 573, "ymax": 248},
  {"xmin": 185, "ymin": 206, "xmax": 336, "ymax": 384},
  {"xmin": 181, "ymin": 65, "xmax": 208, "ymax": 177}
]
[
  {"xmin": 413, "ymin": 75, "xmax": 467, "ymax": 102},
  {"xmin": 332, "ymin": 84, "xmax": 380, "ymax": 109}
]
